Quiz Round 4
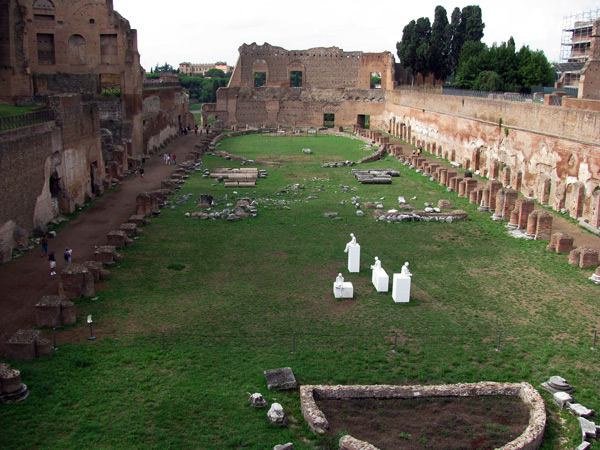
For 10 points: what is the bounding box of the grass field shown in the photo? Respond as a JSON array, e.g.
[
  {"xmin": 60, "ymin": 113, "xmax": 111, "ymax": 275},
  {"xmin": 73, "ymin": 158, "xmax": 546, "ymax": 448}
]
[{"xmin": 2, "ymin": 134, "xmax": 600, "ymax": 449}]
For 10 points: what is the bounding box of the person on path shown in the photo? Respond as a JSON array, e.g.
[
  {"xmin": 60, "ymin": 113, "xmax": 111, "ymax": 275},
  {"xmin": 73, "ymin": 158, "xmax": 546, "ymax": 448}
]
[
  {"xmin": 172, "ymin": 154, "xmax": 177, "ymax": 165},
  {"xmin": 41, "ymin": 235, "xmax": 48, "ymax": 258},
  {"xmin": 163, "ymin": 153, "xmax": 168, "ymax": 164},
  {"xmin": 48, "ymin": 250, "xmax": 56, "ymax": 275},
  {"xmin": 64, "ymin": 248, "xmax": 72, "ymax": 265},
  {"xmin": 139, "ymin": 167, "xmax": 144, "ymax": 179},
  {"xmin": 166, "ymin": 154, "xmax": 171, "ymax": 165}
]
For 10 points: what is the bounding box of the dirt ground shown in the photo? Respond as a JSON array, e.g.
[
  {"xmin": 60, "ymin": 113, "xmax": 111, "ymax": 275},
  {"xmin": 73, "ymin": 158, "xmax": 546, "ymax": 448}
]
[
  {"xmin": 317, "ymin": 395, "xmax": 529, "ymax": 450},
  {"xmin": 0, "ymin": 133, "xmax": 202, "ymax": 355},
  {"xmin": 1, "ymin": 134, "xmax": 599, "ymax": 356}
]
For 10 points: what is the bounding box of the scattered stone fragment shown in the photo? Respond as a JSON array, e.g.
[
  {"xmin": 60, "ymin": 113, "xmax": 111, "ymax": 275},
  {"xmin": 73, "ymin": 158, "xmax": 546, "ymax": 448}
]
[
  {"xmin": 274, "ymin": 443, "xmax": 294, "ymax": 450},
  {"xmin": 579, "ymin": 417, "xmax": 598, "ymax": 441},
  {"xmin": 553, "ymin": 392, "xmax": 573, "ymax": 409},
  {"xmin": 264, "ymin": 367, "xmax": 298, "ymax": 390},
  {"xmin": 248, "ymin": 393, "xmax": 268, "ymax": 408},
  {"xmin": 541, "ymin": 376, "xmax": 574, "ymax": 394},
  {"xmin": 267, "ymin": 403, "xmax": 286, "ymax": 426},
  {"xmin": 570, "ymin": 403, "xmax": 595, "ymax": 418}
]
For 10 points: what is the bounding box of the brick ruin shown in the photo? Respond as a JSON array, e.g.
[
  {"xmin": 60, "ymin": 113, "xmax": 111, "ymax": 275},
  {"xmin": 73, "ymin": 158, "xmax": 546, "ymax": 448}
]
[
  {"xmin": 210, "ymin": 42, "xmax": 600, "ymax": 233},
  {"xmin": 300, "ymin": 383, "xmax": 545, "ymax": 450},
  {"xmin": 0, "ymin": 0, "xmax": 191, "ymax": 261}
]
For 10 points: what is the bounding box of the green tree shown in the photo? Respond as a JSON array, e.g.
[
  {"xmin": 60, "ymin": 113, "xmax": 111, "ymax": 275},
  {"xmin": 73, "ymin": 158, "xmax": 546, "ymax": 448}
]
[
  {"xmin": 430, "ymin": 6, "xmax": 451, "ymax": 85},
  {"xmin": 205, "ymin": 68, "xmax": 226, "ymax": 78},
  {"xmin": 397, "ymin": 20, "xmax": 418, "ymax": 85},
  {"xmin": 155, "ymin": 62, "xmax": 174, "ymax": 73},
  {"xmin": 370, "ymin": 74, "xmax": 382, "ymax": 88},
  {"xmin": 473, "ymin": 70, "xmax": 503, "ymax": 91},
  {"xmin": 413, "ymin": 17, "xmax": 432, "ymax": 85}
]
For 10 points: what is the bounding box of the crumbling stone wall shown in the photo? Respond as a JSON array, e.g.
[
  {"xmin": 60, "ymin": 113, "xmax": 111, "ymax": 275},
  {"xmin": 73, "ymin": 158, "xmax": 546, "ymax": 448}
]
[
  {"xmin": 301, "ymin": 383, "xmax": 545, "ymax": 450},
  {"xmin": 231, "ymin": 43, "xmax": 394, "ymax": 90},
  {"xmin": 0, "ymin": 0, "xmax": 145, "ymax": 159},
  {"xmin": 0, "ymin": 94, "xmax": 105, "ymax": 260},
  {"xmin": 142, "ymin": 86, "xmax": 191, "ymax": 154},
  {"xmin": 382, "ymin": 90, "xmax": 600, "ymax": 228}
]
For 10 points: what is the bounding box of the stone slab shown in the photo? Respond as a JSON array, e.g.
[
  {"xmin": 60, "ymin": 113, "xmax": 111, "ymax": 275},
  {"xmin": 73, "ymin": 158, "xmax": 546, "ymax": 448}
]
[
  {"xmin": 264, "ymin": 367, "xmax": 298, "ymax": 391},
  {"xmin": 553, "ymin": 391, "xmax": 573, "ymax": 409}
]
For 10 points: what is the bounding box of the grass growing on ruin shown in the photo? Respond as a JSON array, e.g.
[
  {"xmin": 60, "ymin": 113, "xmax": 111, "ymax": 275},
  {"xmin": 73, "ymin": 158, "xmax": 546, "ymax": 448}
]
[{"xmin": 2, "ymin": 134, "xmax": 600, "ymax": 449}]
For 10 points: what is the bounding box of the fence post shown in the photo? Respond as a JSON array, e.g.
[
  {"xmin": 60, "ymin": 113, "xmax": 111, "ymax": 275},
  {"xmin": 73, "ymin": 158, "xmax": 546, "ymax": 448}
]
[
  {"xmin": 592, "ymin": 330, "xmax": 597, "ymax": 351},
  {"xmin": 394, "ymin": 331, "xmax": 398, "ymax": 353},
  {"xmin": 496, "ymin": 330, "xmax": 502, "ymax": 352}
]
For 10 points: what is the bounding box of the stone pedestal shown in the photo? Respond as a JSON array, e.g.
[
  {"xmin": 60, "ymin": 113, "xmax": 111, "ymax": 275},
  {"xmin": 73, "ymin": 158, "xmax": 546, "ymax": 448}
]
[
  {"xmin": 392, "ymin": 274, "xmax": 411, "ymax": 303},
  {"xmin": 347, "ymin": 244, "xmax": 360, "ymax": 273},
  {"xmin": 372, "ymin": 268, "xmax": 389, "ymax": 292},
  {"xmin": 333, "ymin": 282, "xmax": 354, "ymax": 299}
]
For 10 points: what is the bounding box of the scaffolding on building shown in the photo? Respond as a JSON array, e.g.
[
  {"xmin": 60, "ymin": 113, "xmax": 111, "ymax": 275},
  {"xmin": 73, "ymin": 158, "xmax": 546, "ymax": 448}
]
[{"xmin": 560, "ymin": 9, "xmax": 600, "ymax": 63}]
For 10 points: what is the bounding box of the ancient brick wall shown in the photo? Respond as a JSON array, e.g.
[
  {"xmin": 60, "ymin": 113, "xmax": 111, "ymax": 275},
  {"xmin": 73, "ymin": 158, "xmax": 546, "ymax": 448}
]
[
  {"xmin": 216, "ymin": 87, "xmax": 385, "ymax": 128},
  {"xmin": 0, "ymin": 121, "xmax": 60, "ymax": 248},
  {"xmin": 381, "ymin": 90, "xmax": 600, "ymax": 228},
  {"xmin": 231, "ymin": 43, "xmax": 394, "ymax": 90},
  {"xmin": 0, "ymin": 0, "xmax": 144, "ymax": 159},
  {"xmin": 0, "ymin": 93, "xmax": 105, "ymax": 259},
  {"xmin": 142, "ymin": 86, "xmax": 191, "ymax": 154}
]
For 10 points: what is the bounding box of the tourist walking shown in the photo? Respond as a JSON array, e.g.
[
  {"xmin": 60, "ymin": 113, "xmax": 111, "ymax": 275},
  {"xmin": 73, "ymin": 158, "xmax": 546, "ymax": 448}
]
[
  {"xmin": 41, "ymin": 235, "xmax": 48, "ymax": 258},
  {"xmin": 64, "ymin": 248, "xmax": 72, "ymax": 265},
  {"xmin": 163, "ymin": 153, "xmax": 168, "ymax": 164},
  {"xmin": 48, "ymin": 250, "xmax": 56, "ymax": 275},
  {"xmin": 139, "ymin": 167, "xmax": 144, "ymax": 179},
  {"xmin": 172, "ymin": 154, "xmax": 176, "ymax": 165},
  {"xmin": 166, "ymin": 154, "xmax": 171, "ymax": 165}
]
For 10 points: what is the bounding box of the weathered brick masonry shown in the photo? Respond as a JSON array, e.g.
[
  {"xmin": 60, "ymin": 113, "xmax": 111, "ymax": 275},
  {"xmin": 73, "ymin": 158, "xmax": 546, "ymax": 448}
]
[{"xmin": 214, "ymin": 43, "xmax": 600, "ymax": 229}]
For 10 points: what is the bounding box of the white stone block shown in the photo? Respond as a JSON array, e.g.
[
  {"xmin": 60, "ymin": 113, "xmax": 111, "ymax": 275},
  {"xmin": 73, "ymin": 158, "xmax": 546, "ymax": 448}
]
[
  {"xmin": 372, "ymin": 268, "xmax": 389, "ymax": 292},
  {"xmin": 553, "ymin": 391, "xmax": 573, "ymax": 410},
  {"xmin": 333, "ymin": 282, "xmax": 354, "ymax": 299},
  {"xmin": 347, "ymin": 244, "xmax": 360, "ymax": 273},
  {"xmin": 392, "ymin": 274, "xmax": 411, "ymax": 303}
]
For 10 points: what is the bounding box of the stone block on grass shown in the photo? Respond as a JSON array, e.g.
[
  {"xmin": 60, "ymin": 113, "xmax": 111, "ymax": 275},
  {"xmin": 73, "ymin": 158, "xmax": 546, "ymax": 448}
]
[{"xmin": 264, "ymin": 367, "xmax": 298, "ymax": 390}]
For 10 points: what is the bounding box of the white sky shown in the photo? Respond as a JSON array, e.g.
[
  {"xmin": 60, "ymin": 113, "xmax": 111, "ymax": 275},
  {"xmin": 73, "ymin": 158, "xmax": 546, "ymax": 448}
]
[{"xmin": 113, "ymin": 0, "xmax": 600, "ymax": 71}]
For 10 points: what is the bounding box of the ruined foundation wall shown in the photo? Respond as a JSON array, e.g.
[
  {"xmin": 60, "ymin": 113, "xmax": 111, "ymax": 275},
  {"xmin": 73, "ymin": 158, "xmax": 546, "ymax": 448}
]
[
  {"xmin": 380, "ymin": 90, "xmax": 600, "ymax": 228},
  {"xmin": 216, "ymin": 87, "xmax": 386, "ymax": 128},
  {"xmin": 142, "ymin": 87, "xmax": 190, "ymax": 154},
  {"xmin": 0, "ymin": 121, "xmax": 60, "ymax": 247}
]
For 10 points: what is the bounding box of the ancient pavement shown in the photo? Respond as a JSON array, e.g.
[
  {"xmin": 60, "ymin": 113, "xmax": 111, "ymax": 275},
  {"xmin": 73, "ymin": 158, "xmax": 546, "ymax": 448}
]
[{"xmin": 0, "ymin": 133, "xmax": 201, "ymax": 355}]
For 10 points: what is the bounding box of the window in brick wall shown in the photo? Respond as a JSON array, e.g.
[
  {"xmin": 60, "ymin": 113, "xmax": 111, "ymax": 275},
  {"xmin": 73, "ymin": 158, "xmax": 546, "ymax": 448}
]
[
  {"xmin": 254, "ymin": 72, "xmax": 266, "ymax": 87},
  {"xmin": 290, "ymin": 71, "xmax": 303, "ymax": 88},
  {"xmin": 100, "ymin": 34, "xmax": 118, "ymax": 65},
  {"xmin": 37, "ymin": 33, "xmax": 55, "ymax": 65}
]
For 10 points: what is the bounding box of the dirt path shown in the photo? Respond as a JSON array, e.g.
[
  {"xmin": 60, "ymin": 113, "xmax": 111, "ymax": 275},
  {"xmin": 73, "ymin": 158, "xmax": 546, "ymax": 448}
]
[{"xmin": 0, "ymin": 133, "xmax": 202, "ymax": 355}]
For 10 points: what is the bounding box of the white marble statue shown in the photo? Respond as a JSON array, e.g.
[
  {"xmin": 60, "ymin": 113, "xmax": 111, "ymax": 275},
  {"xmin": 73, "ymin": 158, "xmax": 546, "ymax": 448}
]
[
  {"xmin": 371, "ymin": 256, "xmax": 382, "ymax": 270},
  {"xmin": 401, "ymin": 262, "xmax": 412, "ymax": 277},
  {"xmin": 335, "ymin": 273, "xmax": 344, "ymax": 285},
  {"xmin": 344, "ymin": 233, "xmax": 357, "ymax": 253}
]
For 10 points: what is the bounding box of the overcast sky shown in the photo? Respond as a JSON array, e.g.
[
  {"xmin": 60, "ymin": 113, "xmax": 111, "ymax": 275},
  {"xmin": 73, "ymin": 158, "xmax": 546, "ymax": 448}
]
[{"xmin": 113, "ymin": 0, "xmax": 600, "ymax": 71}]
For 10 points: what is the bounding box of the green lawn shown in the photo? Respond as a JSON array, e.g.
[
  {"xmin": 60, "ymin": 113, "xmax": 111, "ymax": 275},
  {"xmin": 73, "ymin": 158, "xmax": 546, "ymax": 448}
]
[
  {"xmin": 2, "ymin": 134, "xmax": 599, "ymax": 449},
  {"xmin": 0, "ymin": 104, "xmax": 44, "ymax": 118}
]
